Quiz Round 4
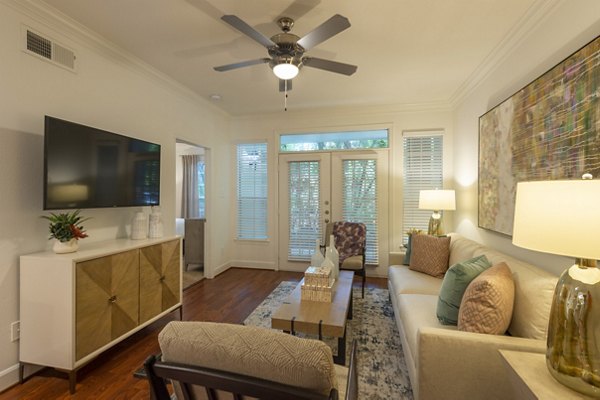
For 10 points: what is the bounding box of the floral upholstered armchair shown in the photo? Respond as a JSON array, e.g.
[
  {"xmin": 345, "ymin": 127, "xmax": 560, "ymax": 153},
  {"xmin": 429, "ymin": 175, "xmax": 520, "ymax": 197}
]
[{"xmin": 326, "ymin": 221, "xmax": 367, "ymax": 298}]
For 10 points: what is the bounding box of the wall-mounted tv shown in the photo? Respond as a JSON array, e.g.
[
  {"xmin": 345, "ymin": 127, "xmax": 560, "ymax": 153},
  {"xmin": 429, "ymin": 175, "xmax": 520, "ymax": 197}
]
[{"xmin": 44, "ymin": 116, "xmax": 161, "ymax": 210}]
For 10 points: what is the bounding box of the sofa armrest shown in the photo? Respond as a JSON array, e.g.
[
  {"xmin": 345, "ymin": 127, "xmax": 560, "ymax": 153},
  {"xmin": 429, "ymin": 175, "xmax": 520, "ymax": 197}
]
[{"xmin": 417, "ymin": 327, "xmax": 545, "ymax": 400}]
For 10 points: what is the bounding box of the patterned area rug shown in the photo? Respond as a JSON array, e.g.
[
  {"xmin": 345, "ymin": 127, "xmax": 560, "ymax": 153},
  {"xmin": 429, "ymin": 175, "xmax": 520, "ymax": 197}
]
[{"xmin": 243, "ymin": 282, "xmax": 414, "ymax": 400}]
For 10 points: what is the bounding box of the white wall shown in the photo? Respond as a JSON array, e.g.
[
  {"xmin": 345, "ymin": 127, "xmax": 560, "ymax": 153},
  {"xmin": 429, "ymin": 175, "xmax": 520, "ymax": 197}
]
[
  {"xmin": 0, "ymin": 0, "xmax": 231, "ymax": 390},
  {"xmin": 230, "ymin": 104, "xmax": 454, "ymax": 277},
  {"xmin": 452, "ymin": 0, "xmax": 600, "ymax": 276}
]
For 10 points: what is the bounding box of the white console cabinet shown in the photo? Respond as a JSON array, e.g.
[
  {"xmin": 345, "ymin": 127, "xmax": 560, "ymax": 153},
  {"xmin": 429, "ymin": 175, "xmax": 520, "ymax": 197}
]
[{"xmin": 19, "ymin": 237, "xmax": 182, "ymax": 393}]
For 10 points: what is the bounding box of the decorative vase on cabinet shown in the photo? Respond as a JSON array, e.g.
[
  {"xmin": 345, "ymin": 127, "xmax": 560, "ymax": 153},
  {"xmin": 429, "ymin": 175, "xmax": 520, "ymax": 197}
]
[{"xmin": 52, "ymin": 238, "xmax": 79, "ymax": 254}]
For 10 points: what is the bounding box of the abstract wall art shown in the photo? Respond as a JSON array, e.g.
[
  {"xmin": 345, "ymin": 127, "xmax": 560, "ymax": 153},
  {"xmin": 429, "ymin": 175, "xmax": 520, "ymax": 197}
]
[{"xmin": 479, "ymin": 35, "xmax": 600, "ymax": 236}]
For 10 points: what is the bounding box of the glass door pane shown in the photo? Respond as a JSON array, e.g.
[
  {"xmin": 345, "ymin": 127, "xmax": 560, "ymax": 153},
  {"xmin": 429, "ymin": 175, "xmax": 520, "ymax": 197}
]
[
  {"xmin": 341, "ymin": 159, "xmax": 379, "ymax": 264},
  {"xmin": 278, "ymin": 153, "xmax": 331, "ymax": 271},
  {"xmin": 288, "ymin": 161, "xmax": 321, "ymax": 260},
  {"xmin": 331, "ymin": 151, "xmax": 388, "ymax": 267}
]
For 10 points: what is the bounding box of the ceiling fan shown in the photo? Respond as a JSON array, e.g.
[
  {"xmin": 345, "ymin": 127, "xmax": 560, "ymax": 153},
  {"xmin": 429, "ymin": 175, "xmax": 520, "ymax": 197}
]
[{"xmin": 213, "ymin": 14, "xmax": 357, "ymax": 91}]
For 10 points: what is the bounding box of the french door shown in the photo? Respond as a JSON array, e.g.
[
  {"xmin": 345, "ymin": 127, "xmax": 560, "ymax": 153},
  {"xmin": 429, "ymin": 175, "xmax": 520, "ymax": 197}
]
[{"xmin": 278, "ymin": 151, "xmax": 388, "ymax": 271}]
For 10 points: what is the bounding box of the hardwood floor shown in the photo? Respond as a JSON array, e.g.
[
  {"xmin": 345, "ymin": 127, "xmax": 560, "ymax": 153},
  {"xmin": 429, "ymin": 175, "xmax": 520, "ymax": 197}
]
[{"xmin": 1, "ymin": 268, "xmax": 386, "ymax": 400}]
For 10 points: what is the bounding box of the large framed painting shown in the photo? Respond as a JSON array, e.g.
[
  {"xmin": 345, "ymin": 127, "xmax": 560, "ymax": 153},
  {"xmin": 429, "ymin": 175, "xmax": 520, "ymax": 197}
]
[{"xmin": 478, "ymin": 35, "xmax": 600, "ymax": 236}]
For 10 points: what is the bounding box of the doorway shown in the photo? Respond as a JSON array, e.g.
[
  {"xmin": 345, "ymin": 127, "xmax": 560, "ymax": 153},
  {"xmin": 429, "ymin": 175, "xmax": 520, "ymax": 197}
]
[
  {"xmin": 175, "ymin": 140, "xmax": 207, "ymax": 289},
  {"xmin": 278, "ymin": 150, "xmax": 389, "ymax": 272}
]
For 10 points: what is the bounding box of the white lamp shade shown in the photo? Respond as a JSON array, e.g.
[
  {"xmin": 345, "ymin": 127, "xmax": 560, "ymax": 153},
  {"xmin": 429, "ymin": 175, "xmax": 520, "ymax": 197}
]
[
  {"xmin": 512, "ymin": 179, "xmax": 600, "ymax": 260},
  {"xmin": 273, "ymin": 63, "xmax": 299, "ymax": 80},
  {"xmin": 419, "ymin": 189, "xmax": 456, "ymax": 210}
]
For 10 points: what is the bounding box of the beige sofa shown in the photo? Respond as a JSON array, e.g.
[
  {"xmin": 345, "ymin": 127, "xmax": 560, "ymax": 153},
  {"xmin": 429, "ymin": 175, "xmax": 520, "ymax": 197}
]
[{"xmin": 388, "ymin": 233, "xmax": 558, "ymax": 400}]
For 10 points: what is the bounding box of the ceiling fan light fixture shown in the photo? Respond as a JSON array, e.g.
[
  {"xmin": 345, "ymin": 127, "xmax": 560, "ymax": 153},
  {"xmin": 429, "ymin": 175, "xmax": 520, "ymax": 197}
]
[{"xmin": 273, "ymin": 62, "xmax": 299, "ymax": 80}]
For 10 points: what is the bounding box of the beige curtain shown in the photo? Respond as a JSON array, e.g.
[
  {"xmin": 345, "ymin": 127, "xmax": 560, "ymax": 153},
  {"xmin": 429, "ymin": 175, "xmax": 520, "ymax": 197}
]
[{"xmin": 181, "ymin": 154, "xmax": 201, "ymax": 219}]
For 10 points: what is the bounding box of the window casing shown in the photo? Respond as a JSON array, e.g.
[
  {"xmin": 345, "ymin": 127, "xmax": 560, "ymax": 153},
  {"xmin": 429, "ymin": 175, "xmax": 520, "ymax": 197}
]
[{"xmin": 236, "ymin": 143, "xmax": 268, "ymax": 240}]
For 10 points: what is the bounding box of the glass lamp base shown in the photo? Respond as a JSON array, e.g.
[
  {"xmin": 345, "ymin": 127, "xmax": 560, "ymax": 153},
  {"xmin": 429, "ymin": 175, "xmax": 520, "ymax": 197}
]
[
  {"xmin": 546, "ymin": 262, "xmax": 600, "ymax": 397},
  {"xmin": 427, "ymin": 211, "xmax": 443, "ymax": 236}
]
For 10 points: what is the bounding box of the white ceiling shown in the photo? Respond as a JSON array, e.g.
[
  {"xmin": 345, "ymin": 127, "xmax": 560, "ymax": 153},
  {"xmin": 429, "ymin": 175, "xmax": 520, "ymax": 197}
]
[{"xmin": 42, "ymin": 0, "xmax": 537, "ymax": 116}]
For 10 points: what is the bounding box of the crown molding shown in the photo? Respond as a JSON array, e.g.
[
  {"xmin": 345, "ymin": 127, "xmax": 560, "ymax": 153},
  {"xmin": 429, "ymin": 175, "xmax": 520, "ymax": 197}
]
[
  {"xmin": 1, "ymin": 0, "xmax": 229, "ymax": 119},
  {"xmin": 449, "ymin": 0, "xmax": 564, "ymax": 108},
  {"xmin": 233, "ymin": 99, "xmax": 452, "ymax": 122}
]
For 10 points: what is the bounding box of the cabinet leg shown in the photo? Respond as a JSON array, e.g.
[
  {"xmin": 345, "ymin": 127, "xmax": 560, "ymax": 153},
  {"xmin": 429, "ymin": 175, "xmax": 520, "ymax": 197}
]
[{"xmin": 69, "ymin": 370, "xmax": 77, "ymax": 394}]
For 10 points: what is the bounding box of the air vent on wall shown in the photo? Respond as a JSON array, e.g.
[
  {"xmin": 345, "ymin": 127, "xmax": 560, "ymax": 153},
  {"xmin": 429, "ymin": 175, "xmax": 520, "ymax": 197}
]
[{"xmin": 24, "ymin": 27, "xmax": 76, "ymax": 71}]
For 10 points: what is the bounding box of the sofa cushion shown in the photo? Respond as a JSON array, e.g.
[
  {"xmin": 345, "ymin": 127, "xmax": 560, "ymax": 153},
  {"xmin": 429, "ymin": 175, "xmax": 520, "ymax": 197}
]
[
  {"xmin": 159, "ymin": 321, "xmax": 338, "ymax": 396},
  {"xmin": 471, "ymin": 248, "xmax": 558, "ymax": 340},
  {"xmin": 458, "ymin": 262, "xmax": 515, "ymax": 334},
  {"xmin": 409, "ymin": 235, "xmax": 451, "ymax": 278},
  {"xmin": 448, "ymin": 233, "xmax": 486, "ymax": 266},
  {"xmin": 389, "ymin": 265, "xmax": 443, "ymax": 296},
  {"xmin": 396, "ymin": 294, "xmax": 457, "ymax": 360},
  {"xmin": 436, "ymin": 255, "xmax": 492, "ymax": 325}
]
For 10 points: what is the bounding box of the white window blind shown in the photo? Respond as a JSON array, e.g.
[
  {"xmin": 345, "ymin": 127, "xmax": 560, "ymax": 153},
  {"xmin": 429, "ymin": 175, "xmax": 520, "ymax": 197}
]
[
  {"xmin": 403, "ymin": 134, "xmax": 443, "ymax": 242},
  {"xmin": 342, "ymin": 159, "xmax": 379, "ymax": 264},
  {"xmin": 197, "ymin": 161, "xmax": 205, "ymax": 218},
  {"xmin": 237, "ymin": 143, "xmax": 268, "ymax": 240},
  {"xmin": 288, "ymin": 161, "xmax": 321, "ymax": 260}
]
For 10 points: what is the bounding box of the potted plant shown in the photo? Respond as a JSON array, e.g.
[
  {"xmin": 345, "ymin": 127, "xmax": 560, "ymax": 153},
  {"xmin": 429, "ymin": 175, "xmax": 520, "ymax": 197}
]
[{"xmin": 42, "ymin": 210, "xmax": 90, "ymax": 253}]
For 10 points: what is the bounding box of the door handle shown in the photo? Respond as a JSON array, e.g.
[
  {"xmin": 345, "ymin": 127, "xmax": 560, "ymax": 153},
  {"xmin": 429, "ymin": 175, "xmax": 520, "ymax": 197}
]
[
  {"xmin": 324, "ymin": 218, "xmax": 330, "ymax": 223},
  {"xmin": 324, "ymin": 210, "xmax": 329, "ymax": 215}
]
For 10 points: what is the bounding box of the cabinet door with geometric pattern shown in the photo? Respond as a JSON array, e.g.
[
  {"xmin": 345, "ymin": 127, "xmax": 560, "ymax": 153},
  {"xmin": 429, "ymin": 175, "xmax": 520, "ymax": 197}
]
[
  {"xmin": 75, "ymin": 249, "xmax": 139, "ymax": 361},
  {"xmin": 139, "ymin": 239, "xmax": 181, "ymax": 324}
]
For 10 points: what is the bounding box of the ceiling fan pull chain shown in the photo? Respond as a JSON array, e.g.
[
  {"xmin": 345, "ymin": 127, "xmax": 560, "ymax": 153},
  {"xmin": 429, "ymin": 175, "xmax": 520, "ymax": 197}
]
[{"xmin": 284, "ymin": 80, "xmax": 288, "ymax": 111}]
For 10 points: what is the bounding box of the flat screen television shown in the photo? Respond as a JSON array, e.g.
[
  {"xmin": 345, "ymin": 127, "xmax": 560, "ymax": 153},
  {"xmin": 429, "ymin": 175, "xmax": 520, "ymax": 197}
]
[{"xmin": 44, "ymin": 116, "xmax": 161, "ymax": 210}]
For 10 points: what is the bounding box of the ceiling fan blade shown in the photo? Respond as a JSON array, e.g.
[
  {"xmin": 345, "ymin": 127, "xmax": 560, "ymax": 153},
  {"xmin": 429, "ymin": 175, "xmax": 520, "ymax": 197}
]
[
  {"xmin": 221, "ymin": 15, "xmax": 276, "ymax": 48},
  {"xmin": 302, "ymin": 57, "xmax": 357, "ymax": 75},
  {"xmin": 214, "ymin": 58, "xmax": 270, "ymax": 72},
  {"xmin": 279, "ymin": 79, "xmax": 293, "ymax": 92},
  {"xmin": 296, "ymin": 14, "xmax": 350, "ymax": 50}
]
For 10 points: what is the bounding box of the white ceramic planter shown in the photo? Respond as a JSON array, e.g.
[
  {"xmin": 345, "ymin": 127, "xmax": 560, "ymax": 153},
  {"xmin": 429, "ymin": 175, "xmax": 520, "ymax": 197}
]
[{"xmin": 53, "ymin": 238, "xmax": 79, "ymax": 254}]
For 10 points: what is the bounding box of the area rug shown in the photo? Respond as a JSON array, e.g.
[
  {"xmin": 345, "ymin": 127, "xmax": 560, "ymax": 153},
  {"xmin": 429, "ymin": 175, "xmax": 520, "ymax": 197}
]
[{"xmin": 243, "ymin": 282, "xmax": 414, "ymax": 400}]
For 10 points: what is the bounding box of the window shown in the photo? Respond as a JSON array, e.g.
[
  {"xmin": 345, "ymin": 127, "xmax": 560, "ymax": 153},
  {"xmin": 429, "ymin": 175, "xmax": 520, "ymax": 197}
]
[
  {"xmin": 280, "ymin": 129, "xmax": 388, "ymax": 152},
  {"xmin": 403, "ymin": 133, "xmax": 443, "ymax": 242},
  {"xmin": 197, "ymin": 161, "xmax": 205, "ymax": 218},
  {"xmin": 342, "ymin": 159, "xmax": 379, "ymax": 264},
  {"xmin": 237, "ymin": 143, "xmax": 268, "ymax": 240}
]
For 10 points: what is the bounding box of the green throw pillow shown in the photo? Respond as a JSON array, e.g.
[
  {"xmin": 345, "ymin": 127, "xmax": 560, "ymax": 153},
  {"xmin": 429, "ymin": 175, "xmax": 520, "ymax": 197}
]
[{"xmin": 436, "ymin": 255, "xmax": 492, "ymax": 325}]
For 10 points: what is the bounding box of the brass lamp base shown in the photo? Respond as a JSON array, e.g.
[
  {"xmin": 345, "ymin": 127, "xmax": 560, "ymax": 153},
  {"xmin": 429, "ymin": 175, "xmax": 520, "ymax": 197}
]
[
  {"xmin": 546, "ymin": 258, "xmax": 600, "ymax": 397},
  {"xmin": 427, "ymin": 211, "xmax": 443, "ymax": 236}
]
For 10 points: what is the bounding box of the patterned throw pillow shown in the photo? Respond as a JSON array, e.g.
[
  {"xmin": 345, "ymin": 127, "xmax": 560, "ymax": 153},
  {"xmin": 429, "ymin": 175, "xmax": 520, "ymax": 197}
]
[
  {"xmin": 436, "ymin": 255, "xmax": 492, "ymax": 325},
  {"xmin": 408, "ymin": 235, "xmax": 451, "ymax": 278},
  {"xmin": 458, "ymin": 262, "xmax": 515, "ymax": 334}
]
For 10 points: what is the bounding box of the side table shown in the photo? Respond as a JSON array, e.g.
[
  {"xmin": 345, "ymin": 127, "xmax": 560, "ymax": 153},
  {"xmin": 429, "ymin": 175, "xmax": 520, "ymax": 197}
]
[{"xmin": 499, "ymin": 349, "xmax": 595, "ymax": 399}]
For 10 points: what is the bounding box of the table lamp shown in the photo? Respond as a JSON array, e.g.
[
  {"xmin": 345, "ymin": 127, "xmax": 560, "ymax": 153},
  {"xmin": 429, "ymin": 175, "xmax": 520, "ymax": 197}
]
[
  {"xmin": 418, "ymin": 189, "xmax": 455, "ymax": 236},
  {"xmin": 512, "ymin": 177, "xmax": 600, "ymax": 397}
]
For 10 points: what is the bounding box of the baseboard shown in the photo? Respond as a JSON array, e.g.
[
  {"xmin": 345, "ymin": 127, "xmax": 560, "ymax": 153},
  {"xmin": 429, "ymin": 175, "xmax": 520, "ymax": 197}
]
[
  {"xmin": 0, "ymin": 364, "xmax": 19, "ymax": 393},
  {"xmin": 229, "ymin": 260, "xmax": 277, "ymax": 270},
  {"xmin": 212, "ymin": 261, "xmax": 231, "ymax": 278}
]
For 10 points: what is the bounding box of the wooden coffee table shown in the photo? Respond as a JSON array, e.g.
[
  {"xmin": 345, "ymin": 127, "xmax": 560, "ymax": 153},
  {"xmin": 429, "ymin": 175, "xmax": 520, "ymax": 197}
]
[{"xmin": 271, "ymin": 270, "xmax": 354, "ymax": 365}]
